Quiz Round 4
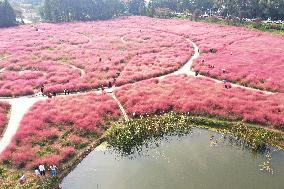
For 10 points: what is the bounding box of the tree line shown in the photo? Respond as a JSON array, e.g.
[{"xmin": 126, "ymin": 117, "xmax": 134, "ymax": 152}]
[
  {"xmin": 0, "ymin": 0, "xmax": 283, "ymax": 27},
  {"xmin": 148, "ymin": 0, "xmax": 284, "ymax": 20},
  {"xmin": 40, "ymin": 0, "xmax": 126, "ymax": 22},
  {"xmin": 40, "ymin": 0, "xmax": 284, "ymax": 22},
  {"xmin": 40, "ymin": 0, "xmax": 148, "ymax": 22},
  {"xmin": 0, "ymin": 0, "xmax": 16, "ymax": 28}
]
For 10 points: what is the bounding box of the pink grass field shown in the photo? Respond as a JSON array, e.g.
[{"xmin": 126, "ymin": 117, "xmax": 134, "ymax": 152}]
[
  {"xmin": 0, "ymin": 16, "xmax": 284, "ymax": 172},
  {"xmin": 115, "ymin": 75, "xmax": 284, "ymax": 129},
  {"xmin": 0, "ymin": 102, "xmax": 10, "ymax": 136},
  {"xmin": 1, "ymin": 16, "xmax": 283, "ymax": 95},
  {"xmin": 0, "ymin": 18, "xmax": 192, "ymax": 96},
  {"xmin": 114, "ymin": 17, "xmax": 284, "ymax": 92},
  {"xmin": 0, "ymin": 93, "xmax": 120, "ymax": 169}
]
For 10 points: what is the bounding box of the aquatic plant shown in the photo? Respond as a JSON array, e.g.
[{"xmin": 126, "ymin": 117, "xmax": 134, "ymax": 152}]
[
  {"xmin": 230, "ymin": 123, "xmax": 281, "ymax": 150},
  {"xmin": 106, "ymin": 113, "xmax": 284, "ymax": 155},
  {"xmin": 106, "ymin": 113, "xmax": 192, "ymax": 154},
  {"xmin": 259, "ymin": 153, "xmax": 274, "ymax": 174}
]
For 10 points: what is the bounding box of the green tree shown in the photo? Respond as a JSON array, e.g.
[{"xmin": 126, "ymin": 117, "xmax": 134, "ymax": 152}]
[
  {"xmin": 0, "ymin": 0, "xmax": 16, "ymax": 27},
  {"xmin": 41, "ymin": 0, "xmax": 125, "ymax": 22},
  {"xmin": 147, "ymin": 0, "xmax": 155, "ymax": 17},
  {"xmin": 128, "ymin": 0, "xmax": 146, "ymax": 15}
]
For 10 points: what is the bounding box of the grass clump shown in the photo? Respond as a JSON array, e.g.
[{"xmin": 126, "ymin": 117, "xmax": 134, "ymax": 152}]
[
  {"xmin": 231, "ymin": 123, "xmax": 282, "ymax": 150},
  {"xmin": 106, "ymin": 113, "xmax": 284, "ymax": 154},
  {"xmin": 105, "ymin": 113, "xmax": 192, "ymax": 154}
]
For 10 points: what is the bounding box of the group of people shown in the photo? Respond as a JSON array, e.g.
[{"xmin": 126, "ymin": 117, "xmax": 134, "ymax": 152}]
[
  {"xmin": 40, "ymin": 85, "xmax": 70, "ymax": 98},
  {"xmin": 100, "ymin": 73, "xmax": 120, "ymax": 92},
  {"xmin": 39, "ymin": 71, "xmax": 122, "ymax": 96},
  {"xmin": 34, "ymin": 164, "xmax": 58, "ymax": 177},
  {"xmin": 223, "ymin": 79, "xmax": 232, "ymax": 89},
  {"xmin": 196, "ymin": 51, "xmax": 232, "ymax": 89},
  {"xmin": 19, "ymin": 164, "xmax": 58, "ymax": 185}
]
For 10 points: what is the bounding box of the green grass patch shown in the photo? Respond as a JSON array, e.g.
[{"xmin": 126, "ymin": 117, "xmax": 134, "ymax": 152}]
[{"xmin": 106, "ymin": 112, "xmax": 284, "ymax": 154}]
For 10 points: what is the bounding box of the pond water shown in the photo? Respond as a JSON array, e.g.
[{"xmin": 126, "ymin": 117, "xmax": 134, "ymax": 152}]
[{"xmin": 61, "ymin": 128, "xmax": 284, "ymax": 189}]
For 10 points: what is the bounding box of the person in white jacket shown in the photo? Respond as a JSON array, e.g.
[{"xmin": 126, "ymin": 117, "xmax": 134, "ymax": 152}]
[{"xmin": 39, "ymin": 164, "xmax": 45, "ymax": 176}]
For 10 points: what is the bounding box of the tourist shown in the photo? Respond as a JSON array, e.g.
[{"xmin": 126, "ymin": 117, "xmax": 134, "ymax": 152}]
[
  {"xmin": 64, "ymin": 89, "xmax": 67, "ymax": 95},
  {"xmin": 101, "ymin": 84, "xmax": 104, "ymax": 91},
  {"xmin": 113, "ymin": 77, "xmax": 116, "ymax": 85},
  {"xmin": 50, "ymin": 165, "xmax": 58, "ymax": 177},
  {"xmin": 19, "ymin": 175, "xmax": 26, "ymax": 184},
  {"xmin": 222, "ymin": 69, "xmax": 226, "ymax": 73},
  {"xmin": 99, "ymin": 58, "xmax": 102, "ymax": 62},
  {"xmin": 40, "ymin": 85, "xmax": 45, "ymax": 95},
  {"xmin": 230, "ymin": 51, "xmax": 233, "ymax": 55},
  {"xmin": 224, "ymin": 80, "xmax": 231, "ymax": 89},
  {"xmin": 195, "ymin": 71, "xmax": 199, "ymax": 76},
  {"xmin": 53, "ymin": 92, "xmax": 56, "ymax": 97},
  {"xmin": 35, "ymin": 168, "xmax": 40, "ymax": 177},
  {"xmin": 47, "ymin": 93, "xmax": 52, "ymax": 98},
  {"xmin": 108, "ymin": 81, "xmax": 112, "ymax": 88},
  {"xmin": 39, "ymin": 164, "xmax": 45, "ymax": 176}
]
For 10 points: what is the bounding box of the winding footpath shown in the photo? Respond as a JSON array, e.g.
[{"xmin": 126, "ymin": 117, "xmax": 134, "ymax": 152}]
[
  {"xmin": 0, "ymin": 96, "xmax": 46, "ymax": 153},
  {"xmin": 0, "ymin": 36, "xmax": 277, "ymax": 154},
  {"xmin": 69, "ymin": 64, "xmax": 86, "ymax": 77}
]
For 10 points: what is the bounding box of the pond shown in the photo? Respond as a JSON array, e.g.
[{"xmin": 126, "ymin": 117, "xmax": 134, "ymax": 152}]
[{"xmin": 61, "ymin": 128, "xmax": 284, "ymax": 189}]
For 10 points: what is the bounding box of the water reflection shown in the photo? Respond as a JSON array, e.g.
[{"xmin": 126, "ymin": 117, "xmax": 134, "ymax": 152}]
[{"xmin": 62, "ymin": 128, "xmax": 284, "ymax": 189}]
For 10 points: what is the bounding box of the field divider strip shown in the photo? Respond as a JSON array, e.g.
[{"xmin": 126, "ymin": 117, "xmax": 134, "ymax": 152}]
[{"xmin": 109, "ymin": 91, "xmax": 129, "ymax": 122}]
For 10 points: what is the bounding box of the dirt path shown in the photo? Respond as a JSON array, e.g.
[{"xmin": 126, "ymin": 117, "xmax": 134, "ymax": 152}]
[
  {"xmin": 0, "ymin": 96, "xmax": 46, "ymax": 153},
  {"xmin": 69, "ymin": 64, "xmax": 85, "ymax": 77},
  {"xmin": 0, "ymin": 55, "xmax": 11, "ymax": 61},
  {"xmin": 120, "ymin": 36, "xmax": 127, "ymax": 44},
  {"xmin": 173, "ymin": 40, "xmax": 274, "ymax": 95},
  {"xmin": 107, "ymin": 88, "xmax": 129, "ymax": 122}
]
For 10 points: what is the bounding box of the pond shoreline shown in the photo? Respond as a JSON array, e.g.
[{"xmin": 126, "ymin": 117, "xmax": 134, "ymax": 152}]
[{"xmin": 53, "ymin": 113, "xmax": 284, "ymax": 188}]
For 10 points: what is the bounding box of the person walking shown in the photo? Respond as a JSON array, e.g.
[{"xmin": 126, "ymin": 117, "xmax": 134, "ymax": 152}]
[
  {"xmin": 19, "ymin": 175, "xmax": 26, "ymax": 184},
  {"xmin": 108, "ymin": 81, "xmax": 112, "ymax": 88},
  {"xmin": 50, "ymin": 165, "xmax": 58, "ymax": 177},
  {"xmin": 113, "ymin": 77, "xmax": 116, "ymax": 86},
  {"xmin": 35, "ymin": 168, "xmax": 40, "ymax": 177},
  {"xmin": 195, "ymin": 71, "xmax": 199, "ymax": 76},
  {"xmin": 40, "ymin": 85, "xmax": 45, "ymax": 96},
  {"xmin": 64, "ymin": 89, "xmax": 67, "ymax": 95},
  {"xmin": 39, "ymin": 164, "xmax": 45, "ymax": 176},
  {"xmin": 47, "ymin": 93, "xmax": 52, "ymax": 98}
]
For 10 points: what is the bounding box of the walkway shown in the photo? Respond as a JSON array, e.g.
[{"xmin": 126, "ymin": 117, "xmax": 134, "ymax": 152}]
[{"xmin": 0, "ymin": 96, "xmax": 46, "ymax": 153}]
